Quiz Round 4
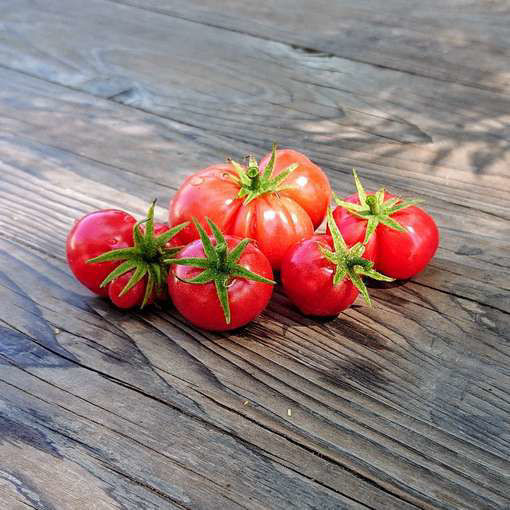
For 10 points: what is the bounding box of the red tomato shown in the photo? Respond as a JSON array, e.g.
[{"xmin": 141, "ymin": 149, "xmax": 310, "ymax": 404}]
[
  {"xmin": 281, "ymin": 236, "xmax": 359, "ymax": 316},
  {"xmin": 150, "ymin": 223, "xmax": 183, "ymax": 250},
  {"xmin": 332, "ymin": 172, "xmax": 439, "ymax": 279},
  {"xmin": 108, "ymin": 271, "xmax": 156, "ymax": 309},
  {"xmin": 168, "ymin": 232, "xmax": 273, "ymax": 331},
  {"xmin": 258, "ymin": 149, "xmax": 331, "ymax": 229},
  {"xmin": 67, "ymin": 203, "xmax": 187, "ymax": 308},
  {"xmin": 168, "ymin": 146, "xmax": 331, "ymax": 269},
  {"xmin": 282, "ymin": 208, "xmax": 393, "ymax": 316},
  {"xmin": 66, "ymin": 210, "xmax": 136, "ymax": 296}
]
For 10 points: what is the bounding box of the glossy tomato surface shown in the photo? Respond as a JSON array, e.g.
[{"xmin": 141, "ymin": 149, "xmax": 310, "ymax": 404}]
[
  {"xmin": 66, "ymin": 210, "xmax": 136, "ymax": 296},
  {"xmin": 168, "ymin": 236, "xmax": 273, "ymax": 331},
  {"xmin": 145, "ymin": 223, "xmax": 183, "ymax": 250},
  {"xmin": 259, "ymin": 149, "xmax": 331, "ymax": 229},
  {"xmin": 281, "ymin": 235, "xmax": 359, "ymax": 316},
  {"xmin": 108, "ymin": 271, "xmax": 146, "ymax": 309},
  {"xmin": 332, "ymin": 192, "xmax": 439, "ymax": 279},
  {"xmin": 169, "ymin": 149, "xmax": 331, "ymax": 269}
]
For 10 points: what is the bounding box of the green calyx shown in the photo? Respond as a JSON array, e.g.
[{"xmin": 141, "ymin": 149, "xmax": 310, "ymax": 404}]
[
  {"xmin": 164, "ymin": 218, "xmax": 275, "ymax": 324},
  {"xmin": 229, "ymin": 144, "xmax": 298, "ymax": 205},
  {"xmin": 87, "ymin": 201, "xmax": 189, "ymax": 308},
  {"xmin": 320, "ymin": 208, "xmax": 394, "ymax": 306},
  {"xmin": 334, "ymin": 170, "xmax": 423, "ymax": 244}
]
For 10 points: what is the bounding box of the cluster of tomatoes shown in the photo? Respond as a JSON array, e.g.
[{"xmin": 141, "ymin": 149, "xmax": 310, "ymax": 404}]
[{"xmin": 66, "ymin": 146, "xmax": 439, "ymax": 331}]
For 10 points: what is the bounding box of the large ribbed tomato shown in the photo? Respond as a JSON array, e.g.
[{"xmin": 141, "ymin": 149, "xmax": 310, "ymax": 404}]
[{"xmin": 169, "ymin": 146, "xmax": 331, "ymax": 269}]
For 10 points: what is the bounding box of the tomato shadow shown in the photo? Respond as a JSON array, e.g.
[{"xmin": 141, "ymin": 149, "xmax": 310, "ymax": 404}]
[
  {"xmin": 319, "ymin": 357, "xmax": 390, "ymax": 391},
  {"xmin": 366, "ymin": 279, "xmax": 408, "ymax": 289}
]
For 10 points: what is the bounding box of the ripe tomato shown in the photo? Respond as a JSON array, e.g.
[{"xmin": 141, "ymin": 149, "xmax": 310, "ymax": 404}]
[
  {"xmin": 167, "ymin": 219, "xmax": 274, "ymax": 331},
  {"xmin": 168, "ymin": 146, "xmax": 331, "ymax": 269},
  {"xmin": 149, "ymin": 223, "xmax": 183, "ymax": 250},
  {"xmin": 66, "ymin": 209, "xmax": 136, "ymax": 296},
  {"xmin": 331, "ymin": 171, "xmax": 439, "ymax": 280},
  {"xmin": 281, "ymin": 209, "xmax": 393, "ymax": 316},
  {"xmin": 67, "ymin": 202, "xmax": 187, "ymax": 307},
  {"xmin": 108, "ymin": 271, "xmax": 156, "ymax": 309}
]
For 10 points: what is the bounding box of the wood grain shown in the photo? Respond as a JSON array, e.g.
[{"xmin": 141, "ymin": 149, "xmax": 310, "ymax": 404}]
[
  {"xmin": 1, "ymin": 0, "xmax": 510, "ymax": 180},
  {"xmin": 0, "ymin": 1, "xmax": 509, "ymax": 508},
  {"xmin": 1, "ymin": 81, "xmax": 509, "ymax": 508},
  {"xmin": 111, "ymin": 0, "xmax": 510, "ymax": 92}
]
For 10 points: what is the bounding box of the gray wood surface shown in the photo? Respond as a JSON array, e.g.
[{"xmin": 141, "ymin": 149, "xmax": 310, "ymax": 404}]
[{"xmin": 0, "ymin": 1, "xmax": 509, "ymax": 509}]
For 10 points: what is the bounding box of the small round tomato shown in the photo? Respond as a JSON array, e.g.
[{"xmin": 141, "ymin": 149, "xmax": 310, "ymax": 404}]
[
  {"xmin": 168, "ymin": 145, "xmax": 331, "ymax": 269},
  {"xmin": 331, "ymin": 171, "xmax": 439, "ymax": 279},
  {"xmin": 66, "ymin": 210, "xmax": 136, "ymax": 296},
  {"xmin": 282, "ymin": 236, "xmax": 358, "ymax": 316},
  {"xmin": 148, "ymin": 223, "xmax": 183, "ymax": 250},
  {"xmin": 67, "ymin": 202, "xmax": 187, "ymax": 307},
  {"xmin": 167, "ymin": 219, "xmax": 274, "ymax": 331},
  {"xmin": 282, "ymin": 209, "xmax": 393, "ymax": 317},
  {"xmin": 108, "ymin": 271, "xmax": 155, "ymax": 309}
]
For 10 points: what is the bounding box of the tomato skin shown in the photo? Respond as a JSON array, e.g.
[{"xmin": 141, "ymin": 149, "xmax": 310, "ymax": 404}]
[
  {"xmin": 168, "ymin": 149, "xmax": 330, "ymax": 269},
  {"xmin": 230, "ymin": 194, "xmax": 313, "ymax": 269},
  {"xmin": 66, "ymin": 210, "xmax": 136, "ymax": 296},
  {"xmin": 330, "ymin": 196, "xmax": 377, "ymax": 263},
  {"xmin": 259, "ymin": 149, "xmax": 331, "ymax": 229},
  {"xmin": 281, "ymin": 235, "xmax": 359, "ymax": 316},
  {"xmin": 168, "ymin": 236, "xmax": 273, "ymax": 331},
  {"xmin": 169, "ymin": 164, "xmax": 241, "ymax": 245},
  {"xmin": 332, "ymin": 192, "xmax": 439, "ymax": 279},
  {"xmin": 150, "ymin": 223, "xmax": 183, "ymax": 250},
  {"xmin": 108, "ymin": 271, "xmax": 151, "ymax": 309}
]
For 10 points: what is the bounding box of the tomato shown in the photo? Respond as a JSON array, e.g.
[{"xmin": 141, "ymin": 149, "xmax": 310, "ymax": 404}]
[
  {"xmin": 67, "ymin": 202, "xmax": 187, "ymax": 307},
  {"xmin": 331, "ymin": 171, "xmax": 439, "ymax": 279},
  {"xmin": 150, "ymin": 223, "xmax": 183, "ymax": 250},
  {"xmin": 108, "ymin": 271, "xmax": 156, "ymax": 309},
  {"xmin": 167, "ymin": 219, "xmax": 274, "ymax": 331},
  {"xmin": 281, "ymin": 209, "xmax": 393, "ymax": 317},
  {"xmin": 168, "ymin": 146, "xmax": 331, "ymax": 269},
  {"xmin": 66, "ymin": 209, "xmax": 136, "ymax": 296}
]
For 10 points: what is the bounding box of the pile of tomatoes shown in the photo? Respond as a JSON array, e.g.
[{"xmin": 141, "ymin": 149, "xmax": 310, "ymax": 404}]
[{"xmin": 67, "ymin": 146, "xmax": 439, "ymax": 331}]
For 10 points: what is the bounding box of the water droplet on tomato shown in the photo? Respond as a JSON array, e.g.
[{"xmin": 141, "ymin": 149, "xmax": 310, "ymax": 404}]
[{"xmin": 190, "ymin": 176, "xmax": 204, "ymax": 186}]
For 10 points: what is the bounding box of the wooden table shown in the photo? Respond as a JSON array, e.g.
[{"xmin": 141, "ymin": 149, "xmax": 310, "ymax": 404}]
[{"xmin": 1, "ymin": 1, "xmax": 509, "ymax": 509}]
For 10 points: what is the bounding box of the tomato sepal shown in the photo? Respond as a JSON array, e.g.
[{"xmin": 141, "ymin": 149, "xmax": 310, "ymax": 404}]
[
  {"xmin": 229, "ymin": 144, "xmax": 298, "ymax": 205},
  {"xmin": 319, "ymin": 208, "xmax": 394, "ymax": 307},
  {"xmin": 86, "ymin": 200, "xmax": 188, "ymax": 308},
  {"xmin": 334, "ymin": 170, "xmax": 424, "ymax": 244}
]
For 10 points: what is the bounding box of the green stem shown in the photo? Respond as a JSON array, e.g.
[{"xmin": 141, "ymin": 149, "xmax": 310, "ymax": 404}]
[
  {"xmin": 216, "ymin": 243, "xmax": 228, "ymax": 272},
  {"xmin": 347, "ymin": 256, "xmax": 372, "ymax": 271},
  {"xmin": 366, "ymin": 196, "xmax": 380, "ymax": 215},
  {"xmin": 246, "ymin": 166, "xmax": 260, "ymax": 191}
]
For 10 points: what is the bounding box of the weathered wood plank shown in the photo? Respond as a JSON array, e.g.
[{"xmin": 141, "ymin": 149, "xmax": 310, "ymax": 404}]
[
  {"xmin": 1, "ymin": 1, "xmax": 510, "ymax": 508},
  {"xmin": 111, "ymin": 0, "xmax": 510, "ymax": 92},
  {"xmin": 0, "ymin": 243, "xmax": 384, "ymax": 510},
  {"xmin": 1, "ymin": 0, "xmax": 510, "ymax": 179},
  {"xmin": 1, "ymin": 107, "xmax": 509, "ymax": 508}
]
